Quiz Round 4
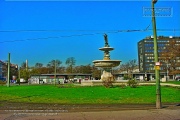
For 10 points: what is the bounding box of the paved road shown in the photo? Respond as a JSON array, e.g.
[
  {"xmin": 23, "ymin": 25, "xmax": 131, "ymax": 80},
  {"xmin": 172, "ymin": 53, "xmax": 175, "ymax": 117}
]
[
  {"xmin": 1, "ymin": 109, "xmax": 180, "ymax": 120},
  {"xmin": 1, "ymin": 104, "xmax": 180, "ymax": 120}
]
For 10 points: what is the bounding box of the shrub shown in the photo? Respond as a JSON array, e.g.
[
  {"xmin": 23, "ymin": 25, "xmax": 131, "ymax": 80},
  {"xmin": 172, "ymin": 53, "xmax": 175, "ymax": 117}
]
[
  {"xmin": 16, "ymin": 79, "xmax": 20, "ymax": 85},
  {"xmin": 119, "ymin": 83, "xmax": 126, "ymax": 89},
  {"xmin": 102, "ymin": 79, "xmax": 113, "ymax": 88},
  {"xmin": 127, "ymin": 79, "xmax": 138, "ymax": 88},
  {"xmin": 0, "ymin": 80, "xmax": 6, "ymax": 85},
  {"xmin": 124, "ymin": 74, "xmax": 132, "ymax": 80},
  {"xmin": 123, "ymin": 74, "xmax": 129, "ymax": 80}
]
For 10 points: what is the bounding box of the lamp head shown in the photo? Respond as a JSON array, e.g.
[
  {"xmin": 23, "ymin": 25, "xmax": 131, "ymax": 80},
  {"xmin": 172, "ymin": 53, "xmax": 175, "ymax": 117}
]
[{"xmin": 153, "ymin": 0, "xmax": 158, "ymax": 4}]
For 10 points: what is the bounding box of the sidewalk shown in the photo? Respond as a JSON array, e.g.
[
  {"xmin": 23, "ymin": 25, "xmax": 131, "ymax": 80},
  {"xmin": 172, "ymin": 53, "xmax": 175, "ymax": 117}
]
[
  {"xmin": 139, "ymin": 82, "xmax": 180, "ymax": 87},
  {"xmin": 1, "ymin": 108, "xmax": 180, "ymax": 120},
  {"xmin": 1, "ymin": 104, "xmax": 180, "ymax": 120}
]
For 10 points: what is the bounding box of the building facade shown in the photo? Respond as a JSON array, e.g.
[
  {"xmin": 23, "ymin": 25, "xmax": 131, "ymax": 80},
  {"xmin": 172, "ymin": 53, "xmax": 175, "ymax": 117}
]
[
  {"xmin": 0, "ymin": 60, "xmax": 6, "ymax": 80},
  {"xmin": 0, "ymin": 60, "xmax": 18, "ymax": 81},
  {"xmin": 30, "ymin": 73, "xmax": 92, "ymax": 84},
  {"xmin": 138, "ymin": 36, "xmax": 180, "ymax": 78},
  {"xmin": 0, "ymin": 61, "xmax": 3, "ymax": 79}
]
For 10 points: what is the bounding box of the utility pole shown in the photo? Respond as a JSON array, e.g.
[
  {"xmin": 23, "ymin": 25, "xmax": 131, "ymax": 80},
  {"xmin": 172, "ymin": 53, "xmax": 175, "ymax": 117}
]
[
  {"xmin": 18, "ymin": 67, "xmax": 21, "ymax": 85},
  {"xmin": 166, "ymin": 61, "xmax": 169, "ymax": 81},
  {"xmin": 54, "ymin": 60, "xmax": 56, "ymax": 86},
  {"xmin": 7, "ymin": 53, "xmax": 10, "ymax": 87},
  {"xmin": 18, "ymin": 67, "xmax": 20, "ymax": 80},
  {"xmin": 26, "ymin": 59, "xmax": 28, "ymax": 71},
  {"xmin": 152, "ymin": 0, "xmax": 162, "ymax": 109}
]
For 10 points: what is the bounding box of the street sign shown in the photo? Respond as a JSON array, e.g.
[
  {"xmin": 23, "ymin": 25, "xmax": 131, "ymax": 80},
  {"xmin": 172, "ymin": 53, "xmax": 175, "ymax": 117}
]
[
  {"xmin": 155, "ymin": 62, "xmax": 161, "ymax": 66},
  {"xmin": 155, "ymin": 66, "xmax": 160, "ymax": 70}
]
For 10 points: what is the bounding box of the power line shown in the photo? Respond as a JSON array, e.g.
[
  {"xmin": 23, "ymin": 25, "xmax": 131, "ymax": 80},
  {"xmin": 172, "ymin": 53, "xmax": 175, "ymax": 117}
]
[
  {"xmin": 0, "ymin": 28, "xmax": 180, "ymax": 44},
  {"xmin": 0, "ymin": 29, "xmax": 153, "ymax": 33},
  {"xmin": 0, "ymin": 31, "xmax": 116, "ymax": 43},
  {"xmin": 0, "ymin": 29, "xmax": 179, "ymax": 33}
]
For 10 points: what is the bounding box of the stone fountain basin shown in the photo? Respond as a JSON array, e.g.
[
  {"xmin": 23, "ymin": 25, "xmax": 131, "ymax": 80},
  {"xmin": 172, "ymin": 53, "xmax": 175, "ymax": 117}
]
[
  {"xmin": 93, "ymin": 60, "xmax": 121, "ymax": 68},
  {"xmin": 99, "ymin": 47, "xmax": 114, "ymax": 51}
]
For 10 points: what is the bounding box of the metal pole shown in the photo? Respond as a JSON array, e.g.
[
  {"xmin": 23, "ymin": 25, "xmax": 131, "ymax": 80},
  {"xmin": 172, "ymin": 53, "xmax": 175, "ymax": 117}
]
[
  {"xmin": 167, "ymin": 62, "xmax": 169, "ymax": 81},
  {"xmin": 18, "ymin": 67, "xmax": 20, "ymax": 80},
  {"xmin": 7, "ymin": 53, "xmax": 10, "ymax": 87},
  {"xmin": 18, "ymin": 66, "xmax": 21, "ymax": 80},
  {"xmin": 18, "ymin": 67, "xmax": 21, "ymax": 85},
  {"xmin": 152, "ymin": 0, "xmax": 162, "ymax": 109},
  {"xmin": 54, "ymin": 60, "xmax": 56, "ymax": 85}
]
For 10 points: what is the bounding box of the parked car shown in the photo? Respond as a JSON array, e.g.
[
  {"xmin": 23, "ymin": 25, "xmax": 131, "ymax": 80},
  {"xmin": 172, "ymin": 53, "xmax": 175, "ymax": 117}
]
[
  {"xmin": 175, "ymin": 76, "xmax": 180, "ymax": 81},
  {"xmin": 135, "ymin": 77, "xmax": 140, "ymax": 80},
  {"xmin": 0, "ymin": 78, "xmax": 6, "ymax": 81},
  {"xmin": 64, "ymin": 79, "xmax": 68, "ymax": 83}
]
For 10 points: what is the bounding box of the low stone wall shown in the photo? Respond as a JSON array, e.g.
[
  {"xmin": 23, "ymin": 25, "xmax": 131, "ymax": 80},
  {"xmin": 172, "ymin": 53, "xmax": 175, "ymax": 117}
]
[
  {"xmin": 81, "ymin": 80, "xmax": 180, "ymax": 87},
  {"xmin": 81, "ymin": 80, "xmax": 128, "ymax": 86},
  {"xmin": 81, "ymin": 80, "xmax": 102, "ymax": 86}
]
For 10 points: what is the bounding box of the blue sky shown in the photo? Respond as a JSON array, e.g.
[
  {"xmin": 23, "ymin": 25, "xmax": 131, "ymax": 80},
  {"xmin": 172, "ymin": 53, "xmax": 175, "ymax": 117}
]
[{"xmin": 0, "ymin": 0, "xmax": 180, "ymax": 67}]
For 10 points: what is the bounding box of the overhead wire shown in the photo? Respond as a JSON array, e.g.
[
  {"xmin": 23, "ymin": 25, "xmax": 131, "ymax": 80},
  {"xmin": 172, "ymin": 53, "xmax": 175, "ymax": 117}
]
[
  {"xmin": 0, "ymin": 30, "xmax": 118, "ymax": 33},
  {"xmin": 0, "ymin": 23, "xmax": 180, "ymax": 44},
  {"xmin": 0, "ymin": 31, "xmax": 117, "ymax": 43}
]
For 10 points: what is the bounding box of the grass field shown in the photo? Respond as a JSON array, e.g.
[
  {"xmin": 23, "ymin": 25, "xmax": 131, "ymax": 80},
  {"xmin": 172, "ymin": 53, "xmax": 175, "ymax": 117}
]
[
  {"xmin": 166, "ymin": 81, "xmax": 180, "ymax": 85},
  {"xmin": 0, "ymin": 84, "xmax": 179, "ymax": 104}
]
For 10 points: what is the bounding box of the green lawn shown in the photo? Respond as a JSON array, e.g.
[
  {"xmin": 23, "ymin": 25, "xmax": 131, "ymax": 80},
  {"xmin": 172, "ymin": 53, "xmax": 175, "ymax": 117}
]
[
  {"xmin": 166, "ymin": 81, "xmax": 180, "ymax": 85},
  {"xmin": 0, "ymin": 85, "xmax": 179, "ymax": 104}
]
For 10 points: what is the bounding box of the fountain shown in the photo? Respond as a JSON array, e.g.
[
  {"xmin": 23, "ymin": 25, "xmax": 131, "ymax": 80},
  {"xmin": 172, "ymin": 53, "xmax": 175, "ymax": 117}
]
[{"xmin": 93, "ymin": 34, "xmax": 121, "ymax": 81}]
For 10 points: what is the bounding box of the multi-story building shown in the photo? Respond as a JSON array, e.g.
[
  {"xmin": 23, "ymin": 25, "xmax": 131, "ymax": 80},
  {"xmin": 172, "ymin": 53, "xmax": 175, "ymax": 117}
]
[
  {"xmin": 0, "ymin": 60, "xmax": 6, "ymax": 80},
  {"xmin": 0, "ymin": 61, "xmax": 3, "ymax": 79},
  {"xmin": 0, "ymin": 60, "xmax": 18, "ymax": 81},
  {"xmin": 138, "ymin": 36, "xmax": 180, "ymax": 79}
]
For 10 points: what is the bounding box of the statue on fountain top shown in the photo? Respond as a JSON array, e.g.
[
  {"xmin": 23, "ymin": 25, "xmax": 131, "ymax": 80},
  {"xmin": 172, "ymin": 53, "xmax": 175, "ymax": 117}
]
[{"xmin": 104, "ymin": 34, "xmax": 109, "ymax": 47}]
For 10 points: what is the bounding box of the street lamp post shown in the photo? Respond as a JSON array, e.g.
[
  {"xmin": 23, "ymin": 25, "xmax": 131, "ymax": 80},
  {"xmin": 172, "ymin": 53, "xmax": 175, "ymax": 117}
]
[
  {"xmin": 166, "ymin": 61, "xmax": 169, "ymax": 81},
  {"xmin": 7, "ymin": 53, "xmax": 10, "ymax": 87},
  {"xmin": 18, "ymin": 67, "xmax": 20, "ymax": 80},
  {"xmin": 18, "ymin": 67, "xmax": 21, "ymax": 85},
  {"xmin": 54, "ymin": 60, "xmax": 56, "ymax": 86},
  {"xmin": 152, "ymin": 0, "xmax": 162, "ymax": 109}
]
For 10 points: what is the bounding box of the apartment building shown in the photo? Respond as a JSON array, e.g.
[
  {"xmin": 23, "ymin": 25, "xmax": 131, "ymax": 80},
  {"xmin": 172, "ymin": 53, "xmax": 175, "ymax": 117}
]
[
  {"xmin": 0, "ymin": 60, "xmax": 18, "ymax": 80},
  {"xmin": 138, "ymin": 36, "xmax": 180, "ymax": 77}
]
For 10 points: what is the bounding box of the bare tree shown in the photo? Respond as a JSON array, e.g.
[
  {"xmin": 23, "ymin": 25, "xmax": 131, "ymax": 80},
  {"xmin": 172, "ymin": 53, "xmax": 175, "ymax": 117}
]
[
  {"xmin": 21, "ymin": 62, "xmax": 26, "ymax": 69},
  {"xmin": 128, "ymin": 59, "xmax": 138, "ymax": 73},
  {"xmin": 65, "ymin": 57, "xmax": 76, "ymax": 73},
  {"xmin": 119, "ymin": 59, "xmax": 137, "ymax": 73},
  {"xmin": 91, "ymin": 65, "xmax": 101, "ymax": 80},
  {"xmin": 73, "ymin": 64, "xmax": 92, "ymax": 74},
  {"xmin": 46, "ymin": 60, "xmax": 62, "ymax": 74},
  {"xmin": 48, "ymin": 60, "xmax": 62, "ymax": 68},
  {"xmin": 35, "ymin": 63, "xmax": 43, "ymax": 68},
  {"xmin": 119, "ymin": 63, "xmax": 129, "ymax": 73}
]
